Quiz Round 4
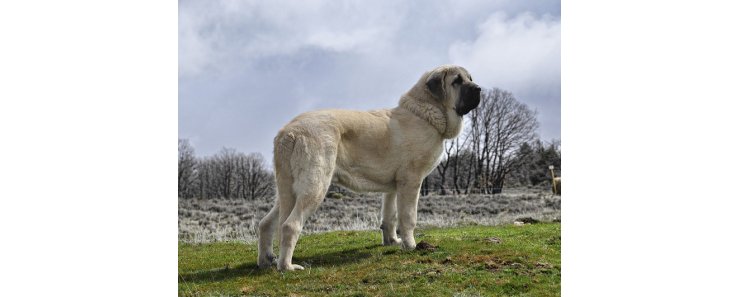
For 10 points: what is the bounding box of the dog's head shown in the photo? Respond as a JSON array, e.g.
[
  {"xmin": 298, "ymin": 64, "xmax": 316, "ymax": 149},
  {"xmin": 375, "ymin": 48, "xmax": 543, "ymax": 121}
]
[{"xmin": 425, "ymin": 65, "xmax": 481, "ymax": 116}]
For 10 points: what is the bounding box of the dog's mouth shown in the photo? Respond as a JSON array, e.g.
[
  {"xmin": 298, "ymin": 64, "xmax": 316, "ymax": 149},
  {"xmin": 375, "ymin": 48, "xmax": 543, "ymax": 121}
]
[{"xmin": 455, "ymin": 85, "xmax": 481, "ymax": 116}]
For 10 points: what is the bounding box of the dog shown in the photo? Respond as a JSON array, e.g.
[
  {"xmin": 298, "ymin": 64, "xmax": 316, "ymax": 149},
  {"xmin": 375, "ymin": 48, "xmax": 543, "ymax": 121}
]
[{"xmin": 257, "ymin": 65, "xmax": 481, "ymax": 271}]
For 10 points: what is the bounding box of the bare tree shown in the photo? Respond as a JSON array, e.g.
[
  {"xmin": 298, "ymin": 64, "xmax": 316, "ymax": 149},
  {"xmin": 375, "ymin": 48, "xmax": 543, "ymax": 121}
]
[
  {"xmin": 235, "ymin": 152, "xmax": 274, "ymax": 200},
  {"xmin": 195, "ymin": 156, "xmax": 217, "ymax": 199},
  {"xmin": 420, "ymin": 176, "xmax": 430, "ymax": 196},
  {"xmin": 506, "ymin": 141, "xmax": 537, "ymax": 187},
  {"xmin": 434, "ymin": 140, "xmax": 456, "ymax": 195},
  {"xmin": 467, "ymin": 88, "xmax": 539, "ymax": 193},
  {"xmin": 213, "ymin": 148, "xmax": 238, "ymax": 199},
  {"xmin": 461, "ymin": 150, "xmax": 477, "ymax": 194},
  {"xmin": 185, "ymin": 145, "xmax": 276, "ymax": 199},
  {"xmin": 178, "ymin": 139, "xmax": 198, "ymax": 198},
  {"xmin": 449, "ymin": 130, "xmax": 471, "ymax": 194}
]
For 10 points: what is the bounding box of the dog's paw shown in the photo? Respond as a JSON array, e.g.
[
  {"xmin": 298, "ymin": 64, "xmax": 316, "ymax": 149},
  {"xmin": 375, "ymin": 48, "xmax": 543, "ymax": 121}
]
[
  {"xmin": 278, "ymin": 264, "xmax": 304, "ymax": 271},
  {"xmin": 258, "ymin": 260, "xmax": 273, "ymax": 269},
  {"xmin": 257, "ymin": 254, "xmax": 276, "ymax": 269},
  {"xmin": 401, "ymin": 241, "xmax": 417, "ymax": 250},
  {"xmin": 383, "ymin": 237, "xmax": 402, "ymax": 246}
]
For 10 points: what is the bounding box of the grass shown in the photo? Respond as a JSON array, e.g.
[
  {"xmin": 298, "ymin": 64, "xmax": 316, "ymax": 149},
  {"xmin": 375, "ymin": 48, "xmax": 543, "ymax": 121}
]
[{"xmin": 179, "ymin": 223, "xmax": 560, "ymax": 296}]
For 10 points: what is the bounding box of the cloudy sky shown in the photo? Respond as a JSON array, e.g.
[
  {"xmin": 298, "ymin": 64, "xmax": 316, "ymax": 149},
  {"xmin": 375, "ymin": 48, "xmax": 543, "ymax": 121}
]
[{"xmin": 179, "ymin": 0, "xmax": 560, "ymax": 159}]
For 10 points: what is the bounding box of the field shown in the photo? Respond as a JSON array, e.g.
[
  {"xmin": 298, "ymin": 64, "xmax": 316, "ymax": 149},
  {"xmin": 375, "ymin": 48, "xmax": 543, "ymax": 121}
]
[
  {"xmin": 179, "ymin": 223, "xmax": 561, "ymax": 296},
  {"xmin": 178, "ymin": 188, "xmax": 561, "ymax": 243},
  {"xmin": 179, "ymin": 189, "xmax": 560, "ymax": 296}
]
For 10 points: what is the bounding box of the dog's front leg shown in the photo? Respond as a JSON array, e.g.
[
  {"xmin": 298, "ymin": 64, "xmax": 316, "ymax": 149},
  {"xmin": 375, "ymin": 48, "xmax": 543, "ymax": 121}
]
[
  {"xmin": 381, "ymin": 191, "xmax": 401, "ymax": 245},
  {"xmin": 396, "ymin": 180, "xmax": 421, "ymax": 250}
]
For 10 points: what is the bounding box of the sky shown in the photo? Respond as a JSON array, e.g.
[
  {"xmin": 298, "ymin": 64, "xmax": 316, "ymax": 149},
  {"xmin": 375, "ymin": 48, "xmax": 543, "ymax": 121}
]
[{"xmin": 179, "ymin": 0, "xmax": 561, "ymax": 160}]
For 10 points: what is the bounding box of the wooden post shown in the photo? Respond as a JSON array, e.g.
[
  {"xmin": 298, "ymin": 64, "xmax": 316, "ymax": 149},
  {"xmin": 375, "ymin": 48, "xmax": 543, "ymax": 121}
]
[{"xmin": 549, "ymin": 165, "xmax": 559, "ymax": 195}]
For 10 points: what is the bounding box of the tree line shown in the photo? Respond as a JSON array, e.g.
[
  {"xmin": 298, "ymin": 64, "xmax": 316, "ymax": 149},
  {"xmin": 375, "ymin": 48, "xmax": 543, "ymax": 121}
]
[
  {"xmin": 419, "ymin": 88, "xmax": 560, "ymax": 195},
  {"xmin": 178, "ymin": 140, "xmax": 274, "ymax": 199},
  {"xmin": 421, "ymin": 138, "xmax": 560, "ymax": 195},
  {"xmin": 179, "ymin": 88, "xmax": 560, "ymax": 199}
]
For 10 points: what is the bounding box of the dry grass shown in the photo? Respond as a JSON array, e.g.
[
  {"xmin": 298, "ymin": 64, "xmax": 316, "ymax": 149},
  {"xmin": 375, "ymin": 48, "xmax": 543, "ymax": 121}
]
[{"xmin": 178, "ymin": 188, "xmax": 560, "ymax": 243}]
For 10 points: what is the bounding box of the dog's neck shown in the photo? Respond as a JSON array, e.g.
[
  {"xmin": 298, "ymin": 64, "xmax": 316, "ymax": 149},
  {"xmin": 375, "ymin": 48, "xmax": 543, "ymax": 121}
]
[{"xmin": 398, "ymin": 95, "xmax": 462, "ymax": 139}]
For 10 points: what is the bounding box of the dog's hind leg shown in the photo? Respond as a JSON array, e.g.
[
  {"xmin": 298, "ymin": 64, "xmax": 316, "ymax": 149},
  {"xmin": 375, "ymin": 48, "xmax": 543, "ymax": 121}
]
[
  {"xmin": 257, "ymin": 203, "xmax": 279, "ymax": 268},
  {"xmin": 277, "ymin": 179, "xmax": 331, "ymax": 271},
  {"xmin": 277, "ymin": 138, "xmax": 335, "ymax": 271},
  {"xmin": 257, "ymin": 172, "xmax": 293, "ymax": 269},
  {"xmin": 277, "ymin": 168, "xmax": 332, "ymax": 271}
]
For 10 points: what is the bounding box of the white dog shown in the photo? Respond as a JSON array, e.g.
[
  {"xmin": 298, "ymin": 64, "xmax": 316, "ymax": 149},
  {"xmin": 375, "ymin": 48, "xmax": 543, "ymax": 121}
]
[{"xmin": 257, "ymin": 65, "xmax": 481, "ymax": 271}]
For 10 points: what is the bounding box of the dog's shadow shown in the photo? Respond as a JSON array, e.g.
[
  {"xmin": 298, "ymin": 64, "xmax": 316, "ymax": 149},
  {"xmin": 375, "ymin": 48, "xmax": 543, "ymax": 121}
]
[{"xmin": 179, "ymin": 244, "xmax": 384, "ymax": 284}]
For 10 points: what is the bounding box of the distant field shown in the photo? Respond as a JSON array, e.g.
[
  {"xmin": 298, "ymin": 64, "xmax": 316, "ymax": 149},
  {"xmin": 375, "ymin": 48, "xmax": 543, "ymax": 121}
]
[
  {"xmin": 179, "ymin": 223, "xmax": 561, "ymax": 296},
  {"xmin": 179, "ymin": 188, "xmax": 560, "ymax": 243}
]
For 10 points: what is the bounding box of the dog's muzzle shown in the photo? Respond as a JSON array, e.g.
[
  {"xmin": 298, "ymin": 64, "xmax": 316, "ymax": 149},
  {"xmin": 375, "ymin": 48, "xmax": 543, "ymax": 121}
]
[{"xmin": 455, "ymin": 84, "xmax": 481, "ymax": 116}]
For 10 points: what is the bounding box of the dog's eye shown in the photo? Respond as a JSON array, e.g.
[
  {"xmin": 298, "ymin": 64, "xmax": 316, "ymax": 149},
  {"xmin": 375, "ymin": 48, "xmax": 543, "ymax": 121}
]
[{"xmin": 452, "ymin": 75, "xmax": 462, "ymax": 85}]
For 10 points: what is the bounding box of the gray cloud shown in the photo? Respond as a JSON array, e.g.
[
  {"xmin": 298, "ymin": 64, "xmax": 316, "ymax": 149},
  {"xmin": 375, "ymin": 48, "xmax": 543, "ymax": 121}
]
[{"xmin": 179, "ymin": 0, "xmax": 560, "ymax": 160}]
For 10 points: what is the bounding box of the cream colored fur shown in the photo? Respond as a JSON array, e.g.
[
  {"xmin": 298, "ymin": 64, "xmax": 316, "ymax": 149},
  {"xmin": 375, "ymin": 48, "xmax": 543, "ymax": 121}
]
[{"xmin": 258, "ymin": 65, "xmax": 476, "ymax": 271}]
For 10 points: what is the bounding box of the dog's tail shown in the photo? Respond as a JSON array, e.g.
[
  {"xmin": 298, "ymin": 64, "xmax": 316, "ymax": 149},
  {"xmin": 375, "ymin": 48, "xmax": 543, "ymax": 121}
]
[{"xmin": 272, "ymin": 129, "xmax": 298, "ymax": 206}]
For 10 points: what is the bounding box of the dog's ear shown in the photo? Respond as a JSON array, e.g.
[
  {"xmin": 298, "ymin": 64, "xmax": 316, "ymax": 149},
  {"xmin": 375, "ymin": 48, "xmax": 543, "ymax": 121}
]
[{"xmin": 425, "ymin": 71, "xmax": 446, "ymax": 100}]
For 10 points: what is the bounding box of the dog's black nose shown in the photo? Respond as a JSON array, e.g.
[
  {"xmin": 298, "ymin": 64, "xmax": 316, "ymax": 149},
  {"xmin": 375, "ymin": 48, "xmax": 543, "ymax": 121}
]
[{"xmin": 473, "ymin": 85, "xmax": 481, "ymax": 92}]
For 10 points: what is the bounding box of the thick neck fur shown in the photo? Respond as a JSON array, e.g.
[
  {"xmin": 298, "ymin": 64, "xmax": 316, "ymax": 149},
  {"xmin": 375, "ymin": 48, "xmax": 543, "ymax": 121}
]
[{"xmin": 397, "ymin": 80, "xmax": 463, "ymax": 139}]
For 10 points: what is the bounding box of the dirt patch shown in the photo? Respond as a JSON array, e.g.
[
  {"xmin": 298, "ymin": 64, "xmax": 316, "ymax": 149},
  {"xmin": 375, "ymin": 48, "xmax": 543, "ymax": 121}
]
[
  {"xmin": 441, "ymin": 257, "xmax": 453, "ymax": 265},
  {"xmin": 417, "ymin": 258, "xmax": 434, "ymax": 264},
  {"xmin": 483, "ymin": 257, "xmax": 522, "ymax": 272},
  {"xmin": 455, "ymin": 254, "xmax": 532, "ymax": 274},
  {"xmin": 240, "ymin": 285, "xmax": 255, "ymax": 294},
  {"xmin": 415, "ymin": 241, "xmax": 437, "ymax": 251},
  {"xmin": 485, "ymin": 237, "xmax": 502, "ymax": 244}
]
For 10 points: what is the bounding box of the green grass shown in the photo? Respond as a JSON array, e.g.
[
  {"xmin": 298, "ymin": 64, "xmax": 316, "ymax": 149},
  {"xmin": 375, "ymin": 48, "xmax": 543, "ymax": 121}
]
[{"xmin": 179, "ymin": 223, "xmax": 560, "ymax": 296}]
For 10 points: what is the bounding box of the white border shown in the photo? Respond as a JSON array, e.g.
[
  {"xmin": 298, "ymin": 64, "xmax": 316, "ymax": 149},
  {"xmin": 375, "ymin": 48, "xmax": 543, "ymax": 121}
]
[
  {"xmin": 2, "ymin": 1, "xmax": 740, "ymax": 296},
  {"xmin": 563, "ymin": 1, "xmax": 740, "ymax": 296},
  {"xmin": 0, "ymin": 1, "xmax": 176, "ymax": 296}
]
